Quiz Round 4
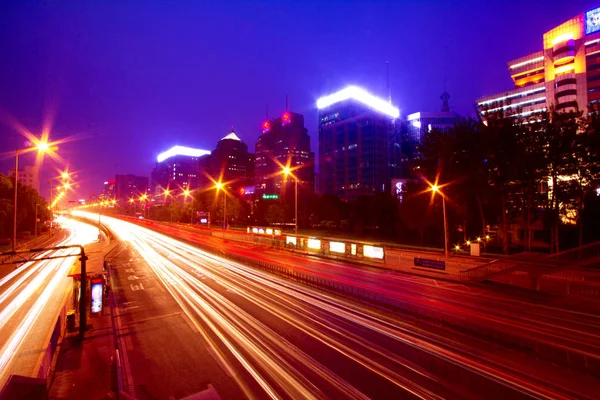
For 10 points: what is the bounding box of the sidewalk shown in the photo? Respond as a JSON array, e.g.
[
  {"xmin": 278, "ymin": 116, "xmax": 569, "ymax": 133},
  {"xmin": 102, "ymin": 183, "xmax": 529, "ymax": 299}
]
[
  {"xmin": 47, "ymin": 240, "xmax": 118, "ymax": 400},
  {"xmin": 47, "ymin": 309, "xmax": 114, "ymax": 400}
]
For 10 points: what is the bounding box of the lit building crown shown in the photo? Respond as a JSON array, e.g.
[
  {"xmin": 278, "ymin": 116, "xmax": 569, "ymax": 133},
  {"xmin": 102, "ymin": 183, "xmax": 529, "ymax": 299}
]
[
  {"xmin": 316, "ymin": 85, "xmax": 400, "ymax": 118},
  {"xmin": 157, "ymin": 145, "xmax": 211, "ymax": 162}
]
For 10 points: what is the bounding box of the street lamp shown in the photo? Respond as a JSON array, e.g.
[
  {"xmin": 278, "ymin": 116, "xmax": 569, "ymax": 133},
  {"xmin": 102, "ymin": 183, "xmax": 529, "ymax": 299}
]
[
  {"xmin": 282, "ymin": 167, "xmax": 298, "ymax": 234},
  {"xmin": 182, "ymin": 189, "xmax": 194, "ymax": 224},
  {"xmin": 215, "ymin": 182, "xmax": 227, "ymax": 229},
  {"xmin": 50, "ymin": 169, "xmax": 71, "ymax": 213},
  {"xmin": 13, "ymin": 140, "xmax": 53, "ymax": 251},
  {"xmin": 430, "ymin": 184, "xmax": 448, "ymax": 258},
  {"xmin": 139, "ymin": 194, "xmax": 148, "ymax": 219}
]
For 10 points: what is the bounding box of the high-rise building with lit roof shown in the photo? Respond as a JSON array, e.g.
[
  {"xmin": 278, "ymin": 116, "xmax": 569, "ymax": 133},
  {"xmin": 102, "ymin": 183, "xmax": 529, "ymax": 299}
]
[
  {"xmin": 198, "ymin": 129, "xmax": 254, "ymax": 192},
  {"xmin": 477, "ymin": 6, "xmax": 600, "ymax": 119},
  {"xmin": 254, "ymin": 111, "xmax": 314, "ymax": 196},
  {"xmin": 317, "ymin": 86, "xmax": 400, "ymax": 200},
  {"xmin": 151, "ymin": 145, "xmax": 210, "ymax": 196}
]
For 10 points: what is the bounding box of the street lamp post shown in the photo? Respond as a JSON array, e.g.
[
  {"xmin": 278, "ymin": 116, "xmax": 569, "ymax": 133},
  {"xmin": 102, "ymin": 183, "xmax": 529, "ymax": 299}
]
[
  {"xmin": 34, "ymin": 203, "xmax": 38, "ymax": 237},
  {"xmin": 182, "ymin": 189, "xmax": 193, "ymax": 224},
  {"xmin": 215, "ymin": 182, "xmax": 227, "ymax": 230},
  {"xmin": 282, "ymin": 167, "xmax": 298, "ymax": 234},
  {"xmin": 431, "ymin": 184, "xmax": 448, "ymax": 258},
  {"xmin": 13, "ymin": 141, "xmax": 51, "ymax": 251}
]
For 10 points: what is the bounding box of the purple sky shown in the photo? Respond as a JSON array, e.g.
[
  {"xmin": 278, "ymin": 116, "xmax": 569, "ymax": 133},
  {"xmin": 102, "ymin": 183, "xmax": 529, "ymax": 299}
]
[{"xmin": 0, "ymin": 0, "xmax": 597, "ymax": 199}]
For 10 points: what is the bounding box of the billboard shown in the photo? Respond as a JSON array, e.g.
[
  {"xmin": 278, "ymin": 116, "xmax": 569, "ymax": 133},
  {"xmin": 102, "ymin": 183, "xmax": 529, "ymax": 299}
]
[
  {"xmin": 586, "ymin": 7, "xmax": 600, "ymax": 35},
  {"xmin": 91, "ymin": 278, "xmax": 103, "ymax": 313},
  {"xmin": 391, "ymin": 179, "xmax": 409, "ymax": 202}
]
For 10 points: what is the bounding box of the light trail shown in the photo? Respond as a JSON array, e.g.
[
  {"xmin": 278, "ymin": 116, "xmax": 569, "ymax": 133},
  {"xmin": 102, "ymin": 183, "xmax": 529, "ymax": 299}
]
[
  {"xmin": 0, "ymin": 218, "xmax": 99, "ymax": 384},
  {"xmin": 79, "ymin": 211, "xmax": 600, "ymax": 399}
]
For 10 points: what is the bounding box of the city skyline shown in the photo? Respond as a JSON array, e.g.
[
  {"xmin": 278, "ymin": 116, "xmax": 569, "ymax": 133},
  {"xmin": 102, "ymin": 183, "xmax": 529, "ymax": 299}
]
[{"xmin": 1, "ymin": 0, "xmax": 598, "ymax": 199}]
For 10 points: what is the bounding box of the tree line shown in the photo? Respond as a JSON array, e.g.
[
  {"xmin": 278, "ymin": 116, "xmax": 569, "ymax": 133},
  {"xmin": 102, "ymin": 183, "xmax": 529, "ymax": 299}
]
[
  {"xmin": 116, "ymin": 105, "xmax": 600, "ymax": 254},
  {"xmin": 0, "ymin": 173, "xmax": 51, "ymax": 243}
]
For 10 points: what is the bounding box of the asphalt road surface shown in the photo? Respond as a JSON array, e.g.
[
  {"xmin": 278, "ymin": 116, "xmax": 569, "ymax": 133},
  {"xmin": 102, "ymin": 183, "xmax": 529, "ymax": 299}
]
[{"xmin": 78, "ymin": 212, "xmax": 600, "ymax": 400}]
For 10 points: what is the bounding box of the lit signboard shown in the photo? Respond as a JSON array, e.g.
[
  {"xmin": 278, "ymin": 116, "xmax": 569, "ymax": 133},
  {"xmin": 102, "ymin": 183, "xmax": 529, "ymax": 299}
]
[
  {"xmin": 266, "ymin": 228, "xmax": 273, "ymax": 235},
  {"xmin": 91, "ymin": 279, "xmax": 103, "ymax": 313},
  {"xmin": 329, "ymin": 241, "xmax": 345, "ymax": 253},
  {"xmin": 241, "ymin": 186, "xmax": 255, "ymax": 195},
  {"xmin": 252, "ymin": 227, "xmax": 258, "ymax": 233},
  {"xmin": 363, "ymin": 245, "xmax": 384, "ymax": 259},
  {"xmin": 586, "ymin": 7, "xmax": 600, "ymax": 35},
  {"xmin": 307, "ymin": 238, "xmax": 321, "ymax": 250},
  {"xmin": 200, "ymin": 218, "xmax": 208, "ymax": 223},
  {"xmin": 286, "ymin": 236, "xmax": 297, "ymax": 245},
  {"xmin": 391, "ymin": 179, "xmax": 408, "ymax": 202},
  {"xmin": 262, "ymin": 194, "xmax": 279, "ymax": 200},
  {"xmin": 351, "ymin": 244, "xmax": 357, "ymax": 255}
]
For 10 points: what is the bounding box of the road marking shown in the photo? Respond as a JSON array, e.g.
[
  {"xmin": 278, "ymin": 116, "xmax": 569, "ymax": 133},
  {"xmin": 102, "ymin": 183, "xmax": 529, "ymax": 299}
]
[
  {"xmin": 128, "ymin": 276, "xmax": 140, "ymax": 280},
  {"xmin": 130, "ymin": 283, "xmax": 144, "ymax": 291},
  {"xmin": 125, "ymin": 268, "xmax": 135, "ymax": 273}
]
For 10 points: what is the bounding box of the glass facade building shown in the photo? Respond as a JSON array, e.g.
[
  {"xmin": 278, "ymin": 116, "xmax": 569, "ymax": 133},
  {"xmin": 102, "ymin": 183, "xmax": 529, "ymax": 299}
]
[
  {"xmin": 317, "ymin": 86, "xmax": 400, "ymax": 200},
  {"xmin": 477, "ymin": 6, "xmax": 600, "ymax": 119}
]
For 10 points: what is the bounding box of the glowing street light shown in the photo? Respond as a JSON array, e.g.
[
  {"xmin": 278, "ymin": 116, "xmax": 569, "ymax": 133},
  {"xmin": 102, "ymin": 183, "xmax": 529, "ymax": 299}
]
[
  {"xmin": 282, "ymin": 166, "xmax": 298, "ymax": 234},
  {"xmin": 430, "ymin": 183, "xmax": 448, "ymax": 258},
  {"xmin": 215, "ymin": 181, "xmax": 227, "ymax": 229},
  {"xmin": 13, "ymin": 140, "xmax": 54, "ymax": 251}
]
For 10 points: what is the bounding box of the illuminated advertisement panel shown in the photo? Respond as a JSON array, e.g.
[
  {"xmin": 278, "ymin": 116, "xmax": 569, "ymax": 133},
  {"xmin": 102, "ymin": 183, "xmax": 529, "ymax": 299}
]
[
  {"xmin": 266, "ymin": 228, "xmax": 273, "ymax": 235},
  {"xmin": 307, "ymin": 238, "xmax": 321, "ymax": 250},
  {"xmin": 363, "ymin": 245, "xmax": 384, "ymax": 259},
  {"xmin": 91, "ymin": 279, "xmax": 103, "ymax": 313},
  {"xmin": 286, "ymin": 236, "xmax": 297, "ymax": 245},
  {"xmin": 351, "ymin": 244, "xmax": 357, "ymax": 255},
  {"xmin": 329, "ymin": 241, "xmax": 345, "ymax": 253},
  {"xmin": 587, "ymin": 7, "xmax": 600, "ymax": 35}
]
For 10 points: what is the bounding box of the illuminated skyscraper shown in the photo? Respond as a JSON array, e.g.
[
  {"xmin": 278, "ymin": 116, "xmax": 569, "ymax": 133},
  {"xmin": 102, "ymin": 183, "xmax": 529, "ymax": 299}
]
[
  {"xmin": 151, "ymin": 146, "xmax": 210, "ymax": 195},
  {"xmin": 198, "ymin": 129, "xmax": 254, "ymax": 192},
  {"xmin": 254, "ymin": 111, "xmax": 314, "ymax": 196},
  {"xmin": 477, "ymin": 6, "xmax": 600, "ymax": 119},
  {"xmin": 317, "ymin": 86, "xmax": 400, "ymax": 200}
]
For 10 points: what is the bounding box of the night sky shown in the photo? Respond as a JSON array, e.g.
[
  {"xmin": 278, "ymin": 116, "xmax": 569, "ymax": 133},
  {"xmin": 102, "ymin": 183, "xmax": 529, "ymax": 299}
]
[{"xmin": 0, "ymin": 0, "xmax": 597, "ymax": 199}]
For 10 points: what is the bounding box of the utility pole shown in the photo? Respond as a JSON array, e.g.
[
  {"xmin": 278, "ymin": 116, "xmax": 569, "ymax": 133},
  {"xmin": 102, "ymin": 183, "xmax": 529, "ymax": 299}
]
[
  {"xmin": 223, "ymin": 192, "xmax": 227, "ymax": 230},
  {"xmin": 34, "ymin": 203, "xmax": 38, "ymax": 237},
  {"xmin": 294, "ymin": 178, "xmax": 298, "ymax": 234},
  {"xmin": 13, "ymin": 149, "xmax": 19, "ymax": 252},
  {"xmin": 79, "ymin": 248, "xmax": 88, "ymax": 340}
]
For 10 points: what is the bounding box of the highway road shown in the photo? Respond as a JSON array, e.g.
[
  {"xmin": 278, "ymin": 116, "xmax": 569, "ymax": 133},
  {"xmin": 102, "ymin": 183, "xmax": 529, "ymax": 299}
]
[
  {"xmin": 76, "ymin": 211, "xmax": 600, "ymax": 399},
  {"xmin": 0, "ymin": 218, "xmax": 98, "ymax": 388}
]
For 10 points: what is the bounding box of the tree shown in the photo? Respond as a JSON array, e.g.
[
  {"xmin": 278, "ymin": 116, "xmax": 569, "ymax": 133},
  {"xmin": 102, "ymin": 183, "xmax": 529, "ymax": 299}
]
[{"xmin": 265, "ymin": 204, "xmax": 285, "ymax": 225}]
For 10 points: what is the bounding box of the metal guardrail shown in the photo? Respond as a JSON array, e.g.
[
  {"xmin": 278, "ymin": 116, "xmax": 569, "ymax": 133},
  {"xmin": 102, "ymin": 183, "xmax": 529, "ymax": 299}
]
[
  {"xmin": 547, "ymin": 240, "xmax": 600, "ymax": 264},
  {"xmin": 462, "ymin": 241, "xmax": 600, "ymax": 283}
]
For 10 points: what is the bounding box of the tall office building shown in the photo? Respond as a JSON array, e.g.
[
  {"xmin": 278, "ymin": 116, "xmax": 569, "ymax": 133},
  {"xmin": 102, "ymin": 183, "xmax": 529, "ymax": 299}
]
[
  {"xmin": 151, "ymin": 145, "xmax": 210, "ymax": 196},
  {"xmin": 317, "ymin": 86, "xmax": 400, "ymax": 200},
  {"xmin": 8, "ymin": 166, "xmax": 40, "ymax": 193},
  {"xmin": 477, "ymin": 6, "xmax": 600, "ymax": 119},
  {"xmin": 402, "ymin": 91, "xmax": 462, "ymax": 177},
  {"xmin": 102, "ymin": 179, "xmax": 116, "ymax": 200},
  {"xmin": 115, "ymin": 174, "xmax": 149, "ymax": 202},
  {"xmin": 198, "ymin": 129, "xmax": 254, "ymax": 192},
  {"xmin": 254, "ymin": 111, "xmax": 314, "ymax": 196}
]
